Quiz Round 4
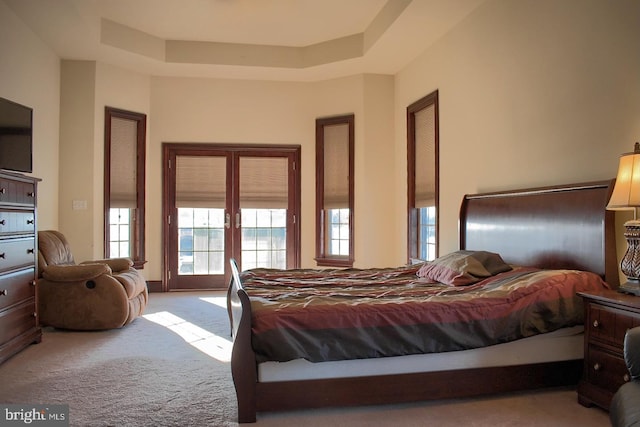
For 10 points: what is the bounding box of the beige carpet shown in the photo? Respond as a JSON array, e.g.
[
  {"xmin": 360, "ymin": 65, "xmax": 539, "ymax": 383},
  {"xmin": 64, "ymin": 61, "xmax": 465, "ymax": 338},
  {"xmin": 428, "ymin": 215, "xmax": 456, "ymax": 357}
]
[{"xmin": 0, "ymin": 291, "xmax": 611, "ymax": 426}]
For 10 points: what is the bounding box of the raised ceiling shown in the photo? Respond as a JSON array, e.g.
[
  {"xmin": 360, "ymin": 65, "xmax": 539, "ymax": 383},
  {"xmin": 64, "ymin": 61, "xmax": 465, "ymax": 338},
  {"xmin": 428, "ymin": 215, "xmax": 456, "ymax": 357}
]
[{"xmin": 5, "ymin": 0, "xmax": 486, "ymax": 81}]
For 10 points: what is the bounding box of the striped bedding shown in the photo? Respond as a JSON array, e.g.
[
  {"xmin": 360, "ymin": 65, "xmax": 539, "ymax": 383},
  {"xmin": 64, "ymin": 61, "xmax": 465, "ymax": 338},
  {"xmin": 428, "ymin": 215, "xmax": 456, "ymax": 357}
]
[{"xmin": 241, "ymin": 264, "xmax": 609, "ymax": 363}]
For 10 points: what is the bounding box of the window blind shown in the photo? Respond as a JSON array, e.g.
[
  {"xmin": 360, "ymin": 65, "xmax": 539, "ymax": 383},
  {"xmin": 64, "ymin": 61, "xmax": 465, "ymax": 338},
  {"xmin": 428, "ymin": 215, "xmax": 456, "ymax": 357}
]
[
  {"xmin": 239, "ymin": 157, "xmax": 288, "ymax": 209},
  {"xmin": 323, "ymin": 123, "xmax": 349, "ymax": 209},
  {"xmin": 109, "ymin": 117, "xmax": 137, "ymax": 208},
  {"xmin": 414, "ymin": 104, "xmax": 436, "ymax": 207},
  {"xmin": 176, "ymin": 155, "xmax": 226, "ymax": 208}
]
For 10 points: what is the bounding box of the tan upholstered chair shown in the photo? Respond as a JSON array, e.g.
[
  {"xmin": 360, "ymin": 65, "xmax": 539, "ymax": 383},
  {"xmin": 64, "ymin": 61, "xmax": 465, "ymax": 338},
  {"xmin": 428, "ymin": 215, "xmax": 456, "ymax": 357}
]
[{"xmin": 37, "ymin": 230, "xmax": 148, "ymax": 330}]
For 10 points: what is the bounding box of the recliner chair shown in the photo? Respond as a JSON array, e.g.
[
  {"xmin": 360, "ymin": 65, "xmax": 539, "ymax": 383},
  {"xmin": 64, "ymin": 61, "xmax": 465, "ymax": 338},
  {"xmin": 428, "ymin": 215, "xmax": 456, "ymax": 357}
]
[
  {"xmin": 37, "ymin": 230, "xmax": 148, "ymax": 330},
  {"xmin": 610, "ymin": 326, "xmax": 640, "ymax": 427}
]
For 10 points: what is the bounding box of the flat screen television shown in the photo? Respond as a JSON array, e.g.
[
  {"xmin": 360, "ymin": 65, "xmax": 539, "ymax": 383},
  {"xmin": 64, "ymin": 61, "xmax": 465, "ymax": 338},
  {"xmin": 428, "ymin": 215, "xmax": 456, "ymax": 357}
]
[{"xmin": 0, "ymin": 97, "xmax": 33, "ymax": 173}]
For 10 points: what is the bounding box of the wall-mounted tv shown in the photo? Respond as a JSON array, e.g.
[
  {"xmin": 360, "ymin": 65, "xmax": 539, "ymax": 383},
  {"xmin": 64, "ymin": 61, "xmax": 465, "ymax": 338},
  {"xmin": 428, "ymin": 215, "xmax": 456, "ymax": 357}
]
[{"xmin": 0, "ymin": 97, "xmax": 33, "ymax": 173}]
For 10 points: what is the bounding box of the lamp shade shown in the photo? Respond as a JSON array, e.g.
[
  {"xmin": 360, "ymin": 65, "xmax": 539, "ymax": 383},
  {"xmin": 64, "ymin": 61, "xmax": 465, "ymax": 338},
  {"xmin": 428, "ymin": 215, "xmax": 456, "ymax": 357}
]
[{"xmin": 607, "ymin": 143, "xmax": 640, "ymax": 209}]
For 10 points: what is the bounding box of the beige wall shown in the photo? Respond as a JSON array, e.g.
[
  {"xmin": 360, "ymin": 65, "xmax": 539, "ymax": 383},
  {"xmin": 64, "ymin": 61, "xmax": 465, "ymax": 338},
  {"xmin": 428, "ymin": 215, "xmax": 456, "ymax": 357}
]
[
  {"xmin": 58, "ymin": 61, "xmax": 96, "ymax": 263},
  {"xmin": 394, "ymin": 0, "xmax": 640, "ymax": 259},
  {"xmin": 4, "ymin": 0, "xmax": 640, "ymax": 282},
  {"xmin": 0, "ymin": 0, "xmax": 60, "ymax": 230},
  {"xmin": 360, "ymin": 74, "xmax": 395, "ymax": 266}
]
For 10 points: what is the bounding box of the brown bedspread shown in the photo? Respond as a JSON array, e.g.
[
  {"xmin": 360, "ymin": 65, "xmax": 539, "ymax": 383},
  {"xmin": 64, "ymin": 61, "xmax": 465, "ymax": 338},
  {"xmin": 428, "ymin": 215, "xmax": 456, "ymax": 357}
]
[{"xmin": 240, "ymin": 265, "xmax": 609, "ymax": 363}]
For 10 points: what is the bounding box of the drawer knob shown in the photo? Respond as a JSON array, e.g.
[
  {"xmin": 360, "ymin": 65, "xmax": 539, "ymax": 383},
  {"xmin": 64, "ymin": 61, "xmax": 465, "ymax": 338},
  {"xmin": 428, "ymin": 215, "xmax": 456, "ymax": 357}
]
[
  {"xmin": 0, "ymin": 289, "xmax": 6, "ymax": 296},
  {"xmin": 30, "ymin": 280, "xmax": 36, "ymax": 286},
  {"xmin": 0, "ymin": 220, "xmax": 4, "ymax": 226},
  {"xmin": 624, "ymin": 373, "xmax": 631, "ymax": 382},
  {"xmin": 27, "ymin": 192, "xmax": 35, "ymax": 198},
  {"xmin": 26, "ymin": 248, "xmax": 34, "ymax": 254},
  {"xmin": 0, "ymin": 188, "xmax": 5, "ymax": 194},
  {"xmin": 27, "ymin": 219, "xmax": 34, "ymax": 225},
  {"xmin": 593, "ymin": 320, "xmax": 600, "ymax": 328},
  {"xmin": 0, "ymin": 253, "xmax": 5, "ymax": 259},
  {"xmin": 593, "ymin": 363, "xmax": 601, "ymax": 371}
]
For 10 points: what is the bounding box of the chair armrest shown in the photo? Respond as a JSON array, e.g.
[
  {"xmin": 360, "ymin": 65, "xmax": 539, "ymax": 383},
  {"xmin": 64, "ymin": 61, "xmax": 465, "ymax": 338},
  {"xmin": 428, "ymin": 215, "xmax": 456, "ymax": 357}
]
[
  {"xmin": 624, "ymin": 326, "xmax": 640, "ymax": 379},
  {"xmin": 42, "ymin": 264, "xmax": 112, "ymax": 282},
  {"xmin": 80, "ymin": 258, "xmax": 133, "ymax": 272}
]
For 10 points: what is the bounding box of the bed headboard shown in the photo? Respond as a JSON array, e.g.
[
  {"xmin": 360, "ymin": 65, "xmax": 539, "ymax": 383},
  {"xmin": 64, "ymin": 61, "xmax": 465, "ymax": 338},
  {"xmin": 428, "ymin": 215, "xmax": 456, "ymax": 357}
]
[{"xmin": 460, "ymin": 180, "xmax": 619, "ymax": 286}]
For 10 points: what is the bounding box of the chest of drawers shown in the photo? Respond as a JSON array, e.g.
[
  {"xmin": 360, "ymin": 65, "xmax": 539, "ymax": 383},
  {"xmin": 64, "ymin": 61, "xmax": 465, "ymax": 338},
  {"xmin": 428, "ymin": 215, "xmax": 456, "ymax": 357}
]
[
  {"xmin": 577, "ymin": 289, "xmax": 640, "ymax": 410},
  {"xmin": 0, "ymin": 171, "xmax": 41, "ymax": 364}
]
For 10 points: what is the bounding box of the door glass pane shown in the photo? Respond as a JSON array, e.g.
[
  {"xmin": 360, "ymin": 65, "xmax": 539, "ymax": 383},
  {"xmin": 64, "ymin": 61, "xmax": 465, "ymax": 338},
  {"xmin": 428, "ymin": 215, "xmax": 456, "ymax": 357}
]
[
  {"xmin": 239, "ymin": 157, "xmax": 288, "ymax": 270},
  {"xmin": 176, "ymin": 156, "xmax": 227, "ymax": 275},
  {"xmin": 177, "ymin": 208, "xmax": 225, "ymax": 275}
]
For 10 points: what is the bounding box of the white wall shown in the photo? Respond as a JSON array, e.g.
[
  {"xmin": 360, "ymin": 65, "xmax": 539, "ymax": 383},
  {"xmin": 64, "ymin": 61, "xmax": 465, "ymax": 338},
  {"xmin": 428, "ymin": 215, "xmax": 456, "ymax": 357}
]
[
  {"xmin": 0, "ymin": 0, "xmax": 60, "ymax": 230},
  {"xmin": 393, "ymin": 0, "xmax": 640, "ymax": 259}
]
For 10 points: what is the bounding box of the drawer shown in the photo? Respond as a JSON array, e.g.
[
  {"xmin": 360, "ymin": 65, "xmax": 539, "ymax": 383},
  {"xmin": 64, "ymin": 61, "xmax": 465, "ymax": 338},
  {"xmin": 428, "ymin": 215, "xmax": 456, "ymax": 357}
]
[
  {"xmin": 0, "ymin": 179, "xmax": 35, "ymax": 206},
  {"xmin": 0, "ymin": 299, "xmax": 36, "ymax": 345},
  {"xmin": 0, "ymin": 210, "xmax": 35, "ymax": 235},
  {"xmin": 0, "ymin": 238, "xmax": 35, "ymax": 273},
  {"xmin": 585, "ymin": 345, "xmax": 630, "ymax": 393},
  {"xmin": 0, "ymin": 268, "xmax": 35, "ymax": 311},
  {"xmin": 587, "ymin": 303, "xmax": 640, "ymax": 347}
]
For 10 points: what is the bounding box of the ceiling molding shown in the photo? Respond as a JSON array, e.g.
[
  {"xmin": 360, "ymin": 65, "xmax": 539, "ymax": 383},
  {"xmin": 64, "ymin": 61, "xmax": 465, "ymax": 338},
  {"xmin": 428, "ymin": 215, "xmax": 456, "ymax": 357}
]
[
  {"xmin": 6, "ymin": 0, "xmax": 487, "ymax": 81},
  {"xmin": 101, "ymin": 0, "xmax": 411, "ymax": 69}
]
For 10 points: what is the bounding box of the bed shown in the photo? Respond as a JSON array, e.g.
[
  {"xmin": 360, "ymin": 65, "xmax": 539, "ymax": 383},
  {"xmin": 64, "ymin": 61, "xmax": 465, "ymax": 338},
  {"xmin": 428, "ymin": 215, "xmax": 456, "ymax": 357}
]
[{"xmin": 227, "ymin": 180, "xmax": 619, "ymax": 423}]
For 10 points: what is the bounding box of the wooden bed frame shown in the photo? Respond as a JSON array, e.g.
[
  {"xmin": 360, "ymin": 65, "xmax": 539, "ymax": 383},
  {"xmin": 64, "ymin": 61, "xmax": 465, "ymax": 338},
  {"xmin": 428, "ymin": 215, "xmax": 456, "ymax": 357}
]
[{"xmin": 227, "ymin": 180, "xmax": 619, "ymax": 423}]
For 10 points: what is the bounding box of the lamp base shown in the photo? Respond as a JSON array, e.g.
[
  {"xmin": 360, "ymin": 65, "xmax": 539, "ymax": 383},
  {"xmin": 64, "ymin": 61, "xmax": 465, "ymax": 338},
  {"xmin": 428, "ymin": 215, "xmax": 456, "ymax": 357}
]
[
  {"xmin": 621, "ymin": 221, "xmax": 640, "ymax": 287},
  {"xmin": 618, "ymin": 281, "xmax": 640, "ymax": 296}
]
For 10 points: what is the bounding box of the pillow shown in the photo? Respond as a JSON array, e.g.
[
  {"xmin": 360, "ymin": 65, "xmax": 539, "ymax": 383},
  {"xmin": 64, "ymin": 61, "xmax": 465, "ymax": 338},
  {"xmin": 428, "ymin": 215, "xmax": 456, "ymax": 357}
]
[{"xmin": 416, "ymin": 250, "xmax": 512, "ymax": 286}]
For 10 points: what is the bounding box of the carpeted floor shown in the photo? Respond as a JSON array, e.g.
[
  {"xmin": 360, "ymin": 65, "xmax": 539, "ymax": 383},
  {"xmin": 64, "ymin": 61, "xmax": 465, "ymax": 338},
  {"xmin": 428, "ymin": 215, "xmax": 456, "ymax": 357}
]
[{"xmin": 0, "ymin": 291, "xmax": 611, "ymax": 426}]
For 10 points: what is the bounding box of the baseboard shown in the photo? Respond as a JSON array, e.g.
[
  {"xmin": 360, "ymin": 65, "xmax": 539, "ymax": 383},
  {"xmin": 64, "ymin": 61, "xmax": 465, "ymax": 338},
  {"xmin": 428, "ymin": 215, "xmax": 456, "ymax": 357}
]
[{"xmin": 147, "ymin": 280, "xmax": 163, "ymax": 293}]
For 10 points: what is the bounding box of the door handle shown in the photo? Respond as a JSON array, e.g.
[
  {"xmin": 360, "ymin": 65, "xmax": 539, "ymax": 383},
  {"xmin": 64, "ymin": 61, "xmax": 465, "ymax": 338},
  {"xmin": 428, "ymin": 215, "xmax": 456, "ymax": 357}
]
[
  {"xmin": 235, "ymin": 213, "xmax": 241, "ymax": 229},
  {"xmin": 225, "ymin": 213, "xmax": 231, "ymax": 229}
]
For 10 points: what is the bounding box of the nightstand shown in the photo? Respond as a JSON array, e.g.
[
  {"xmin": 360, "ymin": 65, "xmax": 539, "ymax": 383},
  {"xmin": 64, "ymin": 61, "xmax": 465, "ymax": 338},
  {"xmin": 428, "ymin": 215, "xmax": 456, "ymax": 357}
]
[{"xmin": 577, "ymin": 289, "xmax": 640, "ymax": 410}]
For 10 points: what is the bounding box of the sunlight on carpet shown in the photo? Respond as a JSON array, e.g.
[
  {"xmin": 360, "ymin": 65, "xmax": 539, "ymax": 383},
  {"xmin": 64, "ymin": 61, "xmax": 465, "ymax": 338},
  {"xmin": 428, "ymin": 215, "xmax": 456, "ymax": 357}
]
[
  {"xmin": 200, "ymin": 295, "xmax": 227, "ymax": 309},
  {"xmin": 143, "ymin": 311, "xmax": 232, "ymax": 362}
]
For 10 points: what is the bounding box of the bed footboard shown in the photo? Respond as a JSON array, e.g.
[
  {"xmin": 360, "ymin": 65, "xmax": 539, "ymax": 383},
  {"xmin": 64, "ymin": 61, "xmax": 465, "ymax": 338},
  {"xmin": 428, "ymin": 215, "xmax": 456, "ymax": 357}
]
[{"xmin": 228, "ymin": 259, "xmax": 258, "ymax": 423}]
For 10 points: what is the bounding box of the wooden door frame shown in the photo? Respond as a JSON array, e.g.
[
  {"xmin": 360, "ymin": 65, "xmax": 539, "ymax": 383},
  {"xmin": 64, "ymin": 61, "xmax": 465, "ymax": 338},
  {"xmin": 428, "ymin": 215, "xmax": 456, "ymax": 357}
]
[{"xmin": 162, "ymin": 143, "xmax": 301, "ymax": 292}]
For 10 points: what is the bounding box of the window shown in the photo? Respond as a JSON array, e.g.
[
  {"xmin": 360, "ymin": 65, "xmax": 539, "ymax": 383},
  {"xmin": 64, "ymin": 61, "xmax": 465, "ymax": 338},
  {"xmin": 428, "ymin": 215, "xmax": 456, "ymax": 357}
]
[
  {"xmin": 315, "ymin": 114, "xmax": 354, "ymax": 267},
  {"xmin": 407, "ymin": 91, "xmax": 439, "ymax": 262},
  {"xmin": 108, "ymin": 207, "xmax": 132, "ymax": 258},
  {"xmin": 104, "ymin": 107, "xmax": 146, "ymax": 268}
]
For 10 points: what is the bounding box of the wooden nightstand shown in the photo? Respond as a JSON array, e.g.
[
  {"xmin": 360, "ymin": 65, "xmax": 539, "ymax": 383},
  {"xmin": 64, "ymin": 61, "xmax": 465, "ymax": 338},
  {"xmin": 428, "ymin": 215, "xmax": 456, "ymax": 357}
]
[{"xmin": 577, "ymin": 289, "xmax": 640, "ymax": 410}]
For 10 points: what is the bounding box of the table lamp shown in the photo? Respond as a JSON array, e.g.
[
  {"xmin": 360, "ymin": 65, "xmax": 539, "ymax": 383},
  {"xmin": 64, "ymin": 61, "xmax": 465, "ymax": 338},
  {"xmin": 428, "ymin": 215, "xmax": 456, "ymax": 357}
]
[{"xmin": 607, "ymin": 142, "xmax": 640, "ymax": 295}]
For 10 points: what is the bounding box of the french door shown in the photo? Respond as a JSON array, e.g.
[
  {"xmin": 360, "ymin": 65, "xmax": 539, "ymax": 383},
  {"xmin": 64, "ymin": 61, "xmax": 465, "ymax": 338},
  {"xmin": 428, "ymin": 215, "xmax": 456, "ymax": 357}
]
[{"xmin": 162, "ymin": 143, "xmax": 301, "ymax": 290}]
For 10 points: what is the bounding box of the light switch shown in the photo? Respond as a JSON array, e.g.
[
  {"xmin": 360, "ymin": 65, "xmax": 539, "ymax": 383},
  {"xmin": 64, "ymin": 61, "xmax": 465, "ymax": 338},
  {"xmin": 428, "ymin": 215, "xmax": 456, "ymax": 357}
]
[{"xmin": 72, "ymin": 200, "xmax": 87, "ymax": 210}]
